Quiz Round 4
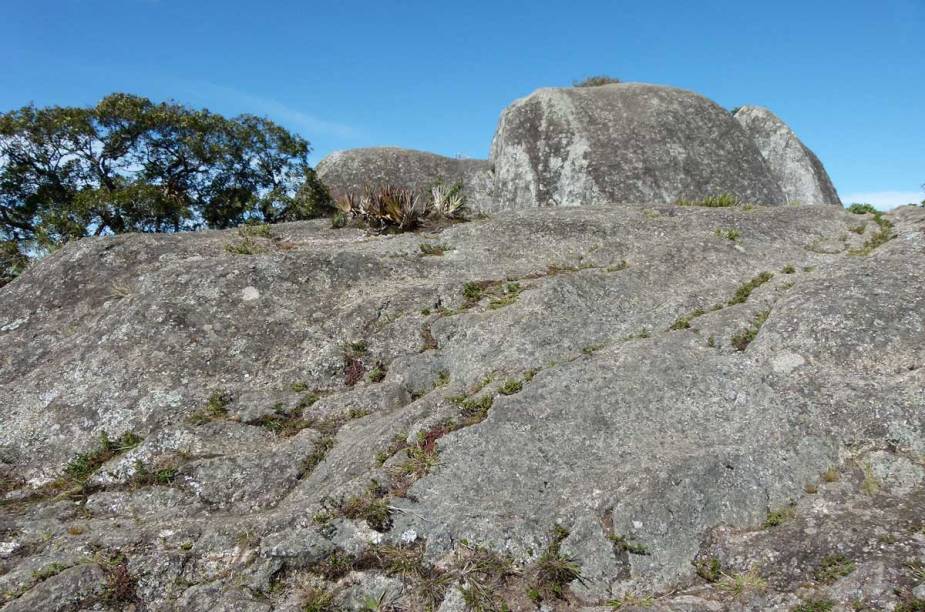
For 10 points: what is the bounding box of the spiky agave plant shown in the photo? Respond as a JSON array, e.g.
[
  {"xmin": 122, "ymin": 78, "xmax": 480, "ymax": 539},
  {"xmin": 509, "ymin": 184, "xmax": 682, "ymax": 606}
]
[
  {"xmin": 363, "ymin": 185, "xmax": 427, "ymax": 231},
  {"xmin": 431, "ymin": 183, "xmax": 466, "ymax": 218}
]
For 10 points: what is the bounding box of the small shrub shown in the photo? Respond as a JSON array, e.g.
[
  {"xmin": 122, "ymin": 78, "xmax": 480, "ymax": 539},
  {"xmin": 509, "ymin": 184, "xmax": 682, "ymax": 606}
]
[
  {"xmin": 224, "ymin": 236, "xmax": 266, "ymax": 255},
  {"xmin": 847, "ymin": 203, "xmax": 877, "ymax": 215},
  {"xmin": 715, "ymin": 228, "xmax": 741, "ymax": 241},
  {"xmin": 331, "ymin": 211, "xmax": 349, "ymax": 228},
  {"xmin": 456, "ymin": 394, "xmax": 494, "ymax": 426},
  {"xmin": 677, "ymin": 194, "xmax": 738, "ymax": 208},
  {"xmin": 238, "ymin": 223, "xmax": 273, "ymax": 238},
  {"xmin": 434, "ymin": 370, "xmax": 450, "ymax": 388},
  {"xmin": 573, "ymin": 75, "xmax": 621, "ymax": 87},
  {"xmin": 814, "ymin": 554, "xmax": 855, "ymax": 584}
]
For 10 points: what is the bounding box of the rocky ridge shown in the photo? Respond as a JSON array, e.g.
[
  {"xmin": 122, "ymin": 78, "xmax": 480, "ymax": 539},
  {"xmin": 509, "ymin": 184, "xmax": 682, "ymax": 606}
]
[{"xmin": 1, "ymin": 202, "xmax": 922, "ymax": 610}]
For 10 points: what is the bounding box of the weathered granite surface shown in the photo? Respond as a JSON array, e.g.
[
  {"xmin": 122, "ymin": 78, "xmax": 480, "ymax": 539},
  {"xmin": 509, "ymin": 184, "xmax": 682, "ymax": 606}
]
[{"xmin": 1, "ymin": 203, "xmax": 922, "ymax": 610}]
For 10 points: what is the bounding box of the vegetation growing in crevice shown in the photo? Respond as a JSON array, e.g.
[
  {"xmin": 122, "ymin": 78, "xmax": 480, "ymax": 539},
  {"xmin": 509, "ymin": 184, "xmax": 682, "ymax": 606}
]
[
  {"xmin": 728, "ymin": 272, "xmax": 773, "ymax": 305},
  {"xmin": 419, "ymin": 242, "xmax": 447, "ymax": 256},
  {"xmin": 62, "ymin": 431, "xmax": 143, "ymax": 485},
  {"xmin": 526, "ymin": 526, "xmax": 583, "ymax": 604},
  {"xmin": 188, "ymin": 390, "xmax": 232, "ymax": 425},
  {"xmin": 731, "ymin": 309, "xmax": 770, "ymax": 351},
  {"xmin": 763, "ymin": 503, "xmax": 795, "ymax": 527},
  {"xmin": 847, "ymin": 204, "xmax": 894, "ymax": 256},
  {"xmin": 342, "ymin": 340, "xmax": 368, "ymax": 386},
  {"xmin": 715, "ymin": 568, "xmax": 767, "ymax": 598},
  {"xmin": 694, "ymin": 557, "xmax": 723, "ymax": 582},
  {"xmin": 488, "ymin": 282, "xmax": 523, "ymax": 309},
  {"xmin": 609, "ymin": 533, "xmax": 650, "ymax": 556},
  {"xmin": 813, "ymin": 553, "xmax": 855, "ymax": 584}
]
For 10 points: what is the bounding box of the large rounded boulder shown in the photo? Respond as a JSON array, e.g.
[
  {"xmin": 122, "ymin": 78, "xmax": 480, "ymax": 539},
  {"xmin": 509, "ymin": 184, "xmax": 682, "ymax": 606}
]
[
  {"xmin": 734, "ymin": 106, "xmax": 842, "ymax": 206},
  {"xmin": 316, "ymin": 146, "xmax": 494, "ymax": 209},
  {"xmin": 488, "ymin": 82, "xmax": 786, "ymax": 209}
]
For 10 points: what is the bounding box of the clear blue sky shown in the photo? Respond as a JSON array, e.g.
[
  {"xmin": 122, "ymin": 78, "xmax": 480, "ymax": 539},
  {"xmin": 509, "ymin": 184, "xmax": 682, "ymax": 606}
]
[{"xmin": 3, "ymin": 0, "xmax": 923, "ymax": 208}]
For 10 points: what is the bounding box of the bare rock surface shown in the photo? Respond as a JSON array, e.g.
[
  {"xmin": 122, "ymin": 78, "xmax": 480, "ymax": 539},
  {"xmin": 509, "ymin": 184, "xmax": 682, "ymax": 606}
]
[
  {"xmin": 1, "ymin": 203, "xmax": 923, "ymax": 610},
  {"xmin": 488, "ymin": 83, "xmax": 786, "ymax": 210},
  {"xmin": 734, "ymin": 106, "xmax": 842, "ymax": 206},
  {"xmin": 316, "ymin": 147, "xmax": 494, "ymax": 209}
]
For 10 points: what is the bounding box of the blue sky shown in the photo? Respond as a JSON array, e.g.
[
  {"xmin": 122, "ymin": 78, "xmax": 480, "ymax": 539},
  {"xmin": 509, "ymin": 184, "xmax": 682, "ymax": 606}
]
[{"xmin": 2, "ymin": 0, "xmax": 923, "ymax": 208}]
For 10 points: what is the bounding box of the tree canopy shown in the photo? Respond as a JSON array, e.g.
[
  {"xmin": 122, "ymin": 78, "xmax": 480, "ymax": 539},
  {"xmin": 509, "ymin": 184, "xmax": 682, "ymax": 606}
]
[{"xmin": 0, "ymin": 93, "xmax": 331, "ymax": 284}]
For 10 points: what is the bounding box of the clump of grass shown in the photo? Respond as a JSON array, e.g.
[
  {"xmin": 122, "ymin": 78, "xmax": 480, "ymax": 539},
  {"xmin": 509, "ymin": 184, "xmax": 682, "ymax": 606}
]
[
  {"xmin": 694, "ymin": 557, "xmax": 722, "ymax": 582},
  {"xmin": 188, "ymin": 390, "xmax": 231, "ymax": 425},
  {"xmin": 300, "ymin": 582, "xmax": 338, "ymax": 612},
  {"xmin": 131, "ymin": 458, "xmax": 179, "ymax": 487},
  {"xmin": 375, "ymin": 433, "xmax": 410, "ymax": 466},
  {"xmin": 814, "ymin": 553, "xmax": 855, "ymax": 584},
  {"xmin": 489, "ymin": 282, "xmax": 523, "ymax": 309},
  {"xmin": 860, "ymin": 463, "xmax": 880, "ymax": 495},
  {"xmin": 716, "ymin": 568, "xmax": 767, "ymax": 598},
  {"xmin": 250, "ymin": 403, "xmax": 315, "ymax": 437},
  {"xmin": 463, "ymin": 281, "xmax": 486, "ymax": 302},
  {"xmin": 573, "ymin": 75, "xmax": 621, "ymax": 87},
  {"xmin": 607, "ymin": 260, "xmax": 629, "ymax": 272},
  {"xmin": 527, "ymin": 526, "xmax": 582, "ymax": 603},
  {"xmin": 224, "ymin": 236, "xmax": 267, "ymax": 255},
  {"xmin": 849, "ymin": 210, "xmax": 894, "ymax": 255},
  {"xmin": 336, "ymin": 480, "xmax": 393, "ymax": 531},
  {"xmin": 608, "ymin": 593, "xmax": 655, "ymax": 609},
  {"xmin": 453, "ymin": 542, "xmax": 516, "ymax": 611},
  {"xmin": 782, "ymin": 264, "xmax": 796, "ymax": 274},
  {"xmin": 63, "ymin": 431, "xmax": 143, "ymax": 485},
  {"xmin": 456, "ymin": 394, "xmax": 494, "ymax": 426},
  {"xmin": 499, "ymin": 379, "xmax": 523, "ymax": 395},
  {"xmin": 715, "ymin": 228, "xmax": 741, "ymax": 241},
  {"xmin": 32, "ymin": 562, "xmax": 67, "ymax": 582},
  {"xmin": 301, "ymin": 435, "xmax": 336, "ymax": 476},
  {"xmin": 419, "ymin": 243, "xmax": 446, "ymax": 256},
  {"xmin": 731, "ymin": 309, "xmax": 771, "ymax": 351},
  {"xmin": 356, "ymin": 543, "xmax": 451, "ymax": 610},
  {"xmin": 368, "ymin": 361, "xmax": 387, "ymax": 383},
  {"xmin": 582, "ymin": 342, "xmax": 605, "ymax": 354},
  {"xmin": 728, "ymin": 272, "xmax": 774, "ymax": 305},
  {"xmin": 609, "ymin": 534, "xmax": 650, "ymax": 556},
  {"xmin": 238, "ymin": 223, "xmax": 273, "ymax": 238},
  {"xmin": 434, "ymin": 369, "xmax": 450, "ymax": 388},
  {"xmin": 389, "ymin": 425, "xmax": 450, "ymax": 496},
  {"xmin": 822, "ymin": 467, "xmax": 840, "ymax": 482},
  {"xmin": 99, "ymin": 554, "xmax": 138, "ymax": 606},
  {"xmin": 670, "ymin": 307, "xmax": 707, "ymax": 331},
  {"xmin": 676, "ymin": 194, "xmax": 739, "ymax": 208},
  {"xmin": 763, "ymin": 504, "xmax": 795, "ymax": 527}
]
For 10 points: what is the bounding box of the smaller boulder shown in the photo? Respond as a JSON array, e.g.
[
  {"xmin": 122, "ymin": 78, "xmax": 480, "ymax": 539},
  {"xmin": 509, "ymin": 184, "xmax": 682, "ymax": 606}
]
[
  {"xmin": 316, "ymin": 147, "xmax": 493, "ymax": 210},
  {"xmin": 734, "ymin": 106, "xmax": 841, "ymax": 206}
]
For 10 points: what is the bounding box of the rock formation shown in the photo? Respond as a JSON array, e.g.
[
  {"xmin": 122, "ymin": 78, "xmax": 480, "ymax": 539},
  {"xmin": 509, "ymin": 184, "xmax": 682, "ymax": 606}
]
[
  {"xmin": 734, "ymin": 105, "xmax": 842, "ymax": 206},
  {"xmin": 1, "ymin": 201, "xmax": 922, "ymax": 610},
  {"xmin": 488, "ymin": 82, "xmax": 786, "ymax": 210},
  {"xmin": 316, "ymin": 147, "xmax": 494, "ymax": 210}
]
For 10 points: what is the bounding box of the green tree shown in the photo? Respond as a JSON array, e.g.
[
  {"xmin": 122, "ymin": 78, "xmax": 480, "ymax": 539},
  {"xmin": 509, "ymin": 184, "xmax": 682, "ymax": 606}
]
[{"xmin": 0, "ymin": 93, "xmax": 331, "ymax": 282}]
